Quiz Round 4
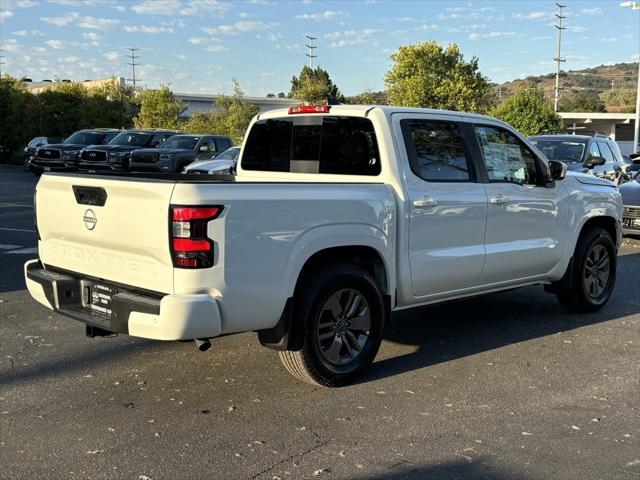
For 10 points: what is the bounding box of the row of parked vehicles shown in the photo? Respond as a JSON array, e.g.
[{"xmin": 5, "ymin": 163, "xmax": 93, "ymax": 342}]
[{"xmin": 24, "ymin": 129, "xmax": 241, "ymax": 175}]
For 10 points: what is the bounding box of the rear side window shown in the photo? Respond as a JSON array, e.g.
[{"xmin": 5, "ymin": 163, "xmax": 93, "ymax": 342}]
[
  {"xmin": 216, "ymin": 137, "xmax": 232, "ymax": 151},
  {"xmin": 242, "ymin": 116, "xmax": 380, "ymax": 176},
  {"xmin": 401, "ymin": 119, "xmax": 473, "ymax": 182},
  {"xmin": 588, "ymin": 142, "xmax": 601, "ymax": 160}
]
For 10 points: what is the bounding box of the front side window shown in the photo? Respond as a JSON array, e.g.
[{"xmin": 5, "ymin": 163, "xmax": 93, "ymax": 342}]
[
  {"xmin": 109, "ymin": 132, "xmax": 152, "ymax": 146},
  {"xmin": 242, "ymin": 116, "xmax": 380, "ymax": 176},
  {"xmin": 475, "ymin": 126, "xmax": 539, "ymax": 185},
  {"xmin": 588, "ymin": 142, "xmax": 601, "ymax": 160},
  {"xmin": 161, "ymin": 136, "xmax": 199, "ymax": 150},
  {"xmin": 64, "ymin": 131, "xmax": 105, "ymax": 145},
  {"xmin": 597, "ymin": 142, "xmax": 614, "ymax": 162},
  {"xmin": 402, "ymin": 120, "xmax": 472, "ymax": 182},
  {"xmin": 152, "ymin": 132, "xmax": 175, "ymax": 146}
]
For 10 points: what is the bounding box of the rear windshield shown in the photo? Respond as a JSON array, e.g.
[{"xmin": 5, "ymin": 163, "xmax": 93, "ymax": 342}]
[
  {"xmin": 242, "ymin": 116, "xmax": 380, "ymax": 176},
  {"xmin": 160, "ymin": 136, "xmax": 200, "ymax": 149},
  {"xmin": 109, "ymin": 132, "xmax": 153, "ymax": 146},
  {"xmin": 64, "ymin": 131, "xmax": 107, "ymax": 145},
  {"xmin": 529, "ymin": 139, "xmax": 586, "ymax": 163}
]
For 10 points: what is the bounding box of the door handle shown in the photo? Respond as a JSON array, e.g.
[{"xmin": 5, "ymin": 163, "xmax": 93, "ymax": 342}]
[
  {"xmin": 413, "ymin": 196, "xmax": 438, "ymax": 208},
  {"xmin": 489, "ymin": 194, "xmax": 509, "ymax": 205}
]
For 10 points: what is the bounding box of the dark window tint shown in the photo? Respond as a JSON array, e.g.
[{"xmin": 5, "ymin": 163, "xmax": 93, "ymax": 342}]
[
  {"xmin": 217, "ymin": 137, "xmax": 232, "ymax": 151},
  {"xmin": 64, "ymin": 131, "xmax": 107, "ymax": 145},
  {"xmin": 597, "ymin": 142, "xmax": 614, "ymax": 162},
  {"xmin": 588, "ymin": 142, "xmax": 601, "ymax": 160},
  {"xmin": 242, "ymin": 116, "xmax": 380, "ymax": 176},
  {"xmin": 152, "ymin": 132, "xmax": 175, "ymax": 146},
  {"xmin": 402, "ymin": 120, "xmax": 472, "ymax": 181},
  {"xmin": 475, "ymin": 126, "xmax": 539, "ymax": 185}
]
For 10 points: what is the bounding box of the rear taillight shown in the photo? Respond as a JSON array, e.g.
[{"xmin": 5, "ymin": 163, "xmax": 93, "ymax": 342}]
[
  {"xmin": 170, "ymin": 206, "xmax": 222, "ymax": 269},
  {"xmin": 288, "ymin": 105, "xmax": 331, "ymax": 114}
]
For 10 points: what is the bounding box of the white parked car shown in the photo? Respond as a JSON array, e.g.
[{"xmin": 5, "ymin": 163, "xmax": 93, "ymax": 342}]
[
  {"xmin": 25, "ymin": 105, "xmax": 622, "ymax": 386},
  {"xmin": 183, "ymin": 146, "xmax": 240, "ymax": 175}
]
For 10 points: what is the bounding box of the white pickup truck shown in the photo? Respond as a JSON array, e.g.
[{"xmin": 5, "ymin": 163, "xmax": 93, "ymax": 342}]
[{"xmin": 25, "ymin": 105, "xmax": 623, "ymax": 387}]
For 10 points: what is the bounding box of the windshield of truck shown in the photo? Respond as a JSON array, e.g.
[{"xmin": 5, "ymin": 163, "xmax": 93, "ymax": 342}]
[
  {"xmin": 159, "ymin": 136, "xmax": 200, "ymax": 150},
  {"xmin": 63, "ymin": 131, "xmax": 106, "ymax": 145},
  {"xmin": 529, "ymin": 140, "xmax": 586, "ymax": 163},
  {"xmin": 242, "ymin": 116, "xmax": 380, "ymax": 176},
  {"xmin": 109, "ymin": 132, "xmax": 153, "ymax": 146}
]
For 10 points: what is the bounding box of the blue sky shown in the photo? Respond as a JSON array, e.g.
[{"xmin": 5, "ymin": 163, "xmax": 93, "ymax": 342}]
[{"xmin": 1, "ymin": 0, "xmax": 638, "ymax": 96}]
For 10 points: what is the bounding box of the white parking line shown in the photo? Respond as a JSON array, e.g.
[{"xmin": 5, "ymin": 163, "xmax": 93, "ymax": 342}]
[
  {"xmin": 0, "ymin": 203, "xmax": 33, "ymax": 208},
  {"xmin": 5, "ymin": 247, "xmax": 38, "ymax": 254},
  {"xmin": 0, "ymin": 244, "xmax": 21, "ymax": 250},
  {"xmin": 0, "ymin": 227, "xmax": 37, "ymax": 233}
]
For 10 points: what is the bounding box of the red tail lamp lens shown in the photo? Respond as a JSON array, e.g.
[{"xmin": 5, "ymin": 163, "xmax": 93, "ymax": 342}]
[{"xmin": 170, "ymin": 205, "xmax": 222, "ymax": 269}]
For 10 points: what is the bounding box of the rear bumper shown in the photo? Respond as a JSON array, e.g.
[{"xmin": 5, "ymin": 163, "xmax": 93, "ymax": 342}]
[{"xmin": 24, "ymin": 259, "xmax": 222, "ymax": 341}]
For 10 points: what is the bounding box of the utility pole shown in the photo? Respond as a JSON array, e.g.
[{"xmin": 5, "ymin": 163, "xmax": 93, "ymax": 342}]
[
  {"xmin": 553, "ymin": 2, "xmax": 566, "ymax": 112},
  {"xmin": 305, "ymin": 35, "xmax": 317, "ymax": 69},
  {"xmin": 126, "ymin": 47, "xmax": 141, "ymax": 88},
  {"xmin": 620, "ymin": 1, "xmax": 640, "ymax": 153}
]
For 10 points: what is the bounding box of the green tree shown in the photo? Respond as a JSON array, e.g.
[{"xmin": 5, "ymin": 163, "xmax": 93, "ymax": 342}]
[
  {"xmin": 384, "ymin": 41, "xmax": 491, "ymax": 112},
  {"xmin": 183, "ymin": 80, "xmax": 258, "ymax": 144},
  {"xmin": 559, "ymin": 91, "xmax": 605, "ymax": 113},
  {"xmin": 602, "ymin": 88, "xmax": 637, "ymax": 113},
  {"xmin": 37, "ymin": 81, "xmax": 88, "ymax": 136},
  {"xmin": 491, "ymin": 82, "xmax": 564, "ymax": 136},
  {"xmin": 289, "ymin": 66, "xmax": 343, "ymax": 104},
  {"xmin": 134, "ymin": 85, "xmax": 185, "ymax": 129},
  {"xmin": 0, "ymin": 76, "xmax": 40, "ymax": 161},
  {"xmin": 345, "ymin": 90, "xmax": 388, "ymax": 105}
]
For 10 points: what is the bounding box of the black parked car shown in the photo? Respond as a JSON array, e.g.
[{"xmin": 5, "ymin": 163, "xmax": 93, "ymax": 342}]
[
  {"xmin": 528, "ymin": 133, "xmax": 627, "ymax": 181},
  {"xmin": 24, "ymin": 136, "xmax": 64, "ymax": 170},
  {"xmin": 77, "ymin": 130, "xmax": 179, "ymax": 172},
  {"xmin": 31, "ymin": 129, "xmax": 119, "ymax": 173},
  {"xmin": 129, "ymin": 134, "xmax": 233, "ymax": 173}
]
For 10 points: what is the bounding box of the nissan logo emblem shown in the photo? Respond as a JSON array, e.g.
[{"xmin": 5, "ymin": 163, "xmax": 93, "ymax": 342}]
[{"xmin": 83, "ymin": 209, "xmax": 97, "ymax": 231}]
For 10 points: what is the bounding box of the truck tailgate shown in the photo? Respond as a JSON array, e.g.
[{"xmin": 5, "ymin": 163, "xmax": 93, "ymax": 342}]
[{"xmin": 36, "ymin": 174, "xmax": 176, "ymax": 294}]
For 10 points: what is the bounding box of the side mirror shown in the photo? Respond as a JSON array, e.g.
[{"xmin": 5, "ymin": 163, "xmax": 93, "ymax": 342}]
[
  {"xmin": 548, "ymin": 159, "xmax": 567, "ymax": 181},
  {"xmin": 199, "ymin": 145, "xmax": 209, "ymax": 152},
  {"xmin": 584, "ymin": 156, "xmax": 606, "ymax": 168}
]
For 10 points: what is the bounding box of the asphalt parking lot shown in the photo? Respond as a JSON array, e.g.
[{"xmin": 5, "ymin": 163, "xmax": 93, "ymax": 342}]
[{"xmin": 0, "ymin": 164, "xmax": 638, "ymax": 480}]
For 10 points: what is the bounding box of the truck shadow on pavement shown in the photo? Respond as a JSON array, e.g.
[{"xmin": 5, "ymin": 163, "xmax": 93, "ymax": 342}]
[{"xmin": 363, "ymin": 251, "xmax": 640, "ymax": 385}]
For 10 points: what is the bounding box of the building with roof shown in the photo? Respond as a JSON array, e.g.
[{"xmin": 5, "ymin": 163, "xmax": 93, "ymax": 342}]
[{"xmin": 558, "ymin": 112, "xmax": 637, "ymax": 155}]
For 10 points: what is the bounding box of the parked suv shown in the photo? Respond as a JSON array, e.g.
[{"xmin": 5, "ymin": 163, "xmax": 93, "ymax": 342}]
[
  {"xmin": 130, "ymin": 134, "xmax": 233, "ymax": 173},
  {"xmin": 78, "ymin": 130, "xmax": 179, "ymax": 172},
  {"xmin": 31, "ymin": 129, "xmax": 119, "ymax": 173},
  {"xmin": 529, "ymin": 133, "xmax": 626, "ymax": 181},
  {"xmin": 24, "ymin": 136, "xmax": 64, "ymax": 170}
]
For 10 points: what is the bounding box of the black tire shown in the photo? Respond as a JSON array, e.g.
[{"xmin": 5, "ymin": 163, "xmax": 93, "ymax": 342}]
[
  {"xmin": 279, "ymin": 263, "xmax": 385, "ymax": 387},
  {"xmin": 556, "ymin": 227, "xmax": 616, "ymax": 313}
]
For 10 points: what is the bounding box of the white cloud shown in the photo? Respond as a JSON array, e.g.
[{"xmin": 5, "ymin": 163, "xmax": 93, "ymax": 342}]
[
  {"xmin": 61, "ymin": 55, "xmax": 80, "ymax": 62},
  {"xmin": 514, "ymin": 11, "xmax": 553, "ymax": 20},
  {"xmin": 82, "ymin": 32, "xmax": 100, "ymax": 41},
  {"xmin": 469, "ymin": 31, "xmax": 516, "ymax": 41},
  {"xmin": 565, "ymin": 54, "xmax": 592, "ymax": 61},
  {"xmin": 294, "ymin": 10, "xmax": 347, "ymax": 21},
  {"xmin": 266, "ymin": 33, "xmax": 282, "ymax": 42},
  {"xmin": 437, "ymin": 13, "xmax": 461, "ymax": 20},
  {"xmin": 131, "ymin": 0, "xmax": 231, "ymax": 17},
  {"xmin": 600, "ymin": 37, "xmax": 618, "ymax": 42},
  {"xmin": 395, "ymin": 17, "xmax": 415, "ymax": 22},
  {"xmin": 123, "ymin": 25, "xmax": 174, "ymax": 33},
  {"xmin": 565, "ymin": 25, "xmax": 587, "ymax": 32},
  {"xmin": 13, "ymin": 29, "xmax": 44, "ymax": 36},
  {"xmin": 41, "ymin": 11, "xmax": 79, "ymax": 26},
  {"xmin": 324, "ymin": 28, "xmax": 381, "ymax": 48},
  {"xmin": 1, "ymin": 10, "xmax": 14, "ymax": 20},
  {"xmin": 17, "ymin": 0, "xmax": 39, "ymax": 7},
  {"xmin": 202, "ymin": 20, "xmax": 273, "ymax": 35},
  {"xmin": 205, "ymin": 45, "xmax": 228, "ymax": 52},
  {"xmin": 103, "ymin": 51, "xmax": 119, "ymax": 61},
  {"xmin": 581, "ymin": 7, "xmax": 602, "ymax": 16},
  {"xmin": 77, "ymin": 16, "xmax": 119, "ymax": 29},
  {"xmin": 45, "ymin": 39, "xmax": 65, "ymax": 49}
]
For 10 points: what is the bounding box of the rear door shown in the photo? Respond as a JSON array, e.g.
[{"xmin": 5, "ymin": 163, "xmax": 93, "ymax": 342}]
[
  {"xmin": 396, "ymin": 114, "xmax": 488, "ymax": 297},
  {"xmin": 37, "ymin": 174, "xmax": 176, "ymax": 294}
]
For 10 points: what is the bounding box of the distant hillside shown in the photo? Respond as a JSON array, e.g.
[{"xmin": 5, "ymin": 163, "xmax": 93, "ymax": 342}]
[{"xmin": 494, "ymin": 62, "xmax": 638, "ymax": 112}]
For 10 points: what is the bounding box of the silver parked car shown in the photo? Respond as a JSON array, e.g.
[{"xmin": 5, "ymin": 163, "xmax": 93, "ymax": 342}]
[{"xmin": 183, "ymin": 146, "xmax": 240, "ymax": 175}]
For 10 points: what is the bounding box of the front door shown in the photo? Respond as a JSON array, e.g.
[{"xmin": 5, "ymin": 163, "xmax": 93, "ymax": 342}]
[
  {"xmin": 401, "ymin": 117, "xmax": 488, "ymax": 298},
  {"xmin": 472, "ymin": 124, "xmax": 567, "ymax": 284}
]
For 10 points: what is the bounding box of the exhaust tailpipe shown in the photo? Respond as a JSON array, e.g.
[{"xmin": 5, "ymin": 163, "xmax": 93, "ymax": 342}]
[{"xmin": 195, "ymin": 338, "xmax": 212, "ymax": 352}]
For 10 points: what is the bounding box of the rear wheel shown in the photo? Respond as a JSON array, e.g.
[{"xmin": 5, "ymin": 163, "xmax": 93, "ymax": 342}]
[
  {"xmin": 279, "ymin": 263, "xmax": 385, "ymax": 387},
  {"xmin": 555, "ymin": 227, "xmax": 616, "ymax": 312}
]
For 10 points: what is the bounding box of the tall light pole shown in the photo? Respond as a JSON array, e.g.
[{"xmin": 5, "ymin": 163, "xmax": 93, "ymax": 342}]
[
  {"xmin": 620, "ymin": 2, "xmax": 640, "ymax": 153},
  {"xmin": 553, "ymin": 3, "xmax": 566, "ymax": 112}
]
